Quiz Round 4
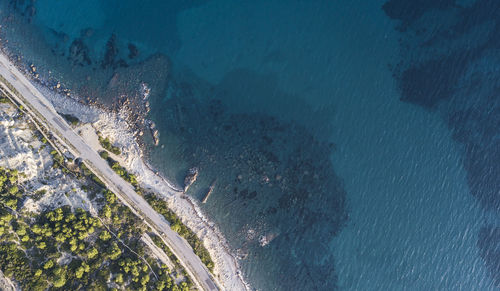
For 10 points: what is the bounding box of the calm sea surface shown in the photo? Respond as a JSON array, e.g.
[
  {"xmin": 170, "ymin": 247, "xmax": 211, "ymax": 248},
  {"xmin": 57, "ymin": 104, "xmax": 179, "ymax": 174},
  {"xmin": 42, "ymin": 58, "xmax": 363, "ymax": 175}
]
[{"xmin": 0, "ymin": 0, "xmax": 498, "ymax": 290}]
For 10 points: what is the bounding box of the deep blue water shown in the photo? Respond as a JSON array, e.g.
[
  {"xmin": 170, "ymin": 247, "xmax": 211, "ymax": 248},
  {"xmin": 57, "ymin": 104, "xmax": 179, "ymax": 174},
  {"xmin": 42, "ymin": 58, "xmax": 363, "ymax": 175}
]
[{"xmin": 1, "ymin": 0, "xmax": 499, "ymax": 290}]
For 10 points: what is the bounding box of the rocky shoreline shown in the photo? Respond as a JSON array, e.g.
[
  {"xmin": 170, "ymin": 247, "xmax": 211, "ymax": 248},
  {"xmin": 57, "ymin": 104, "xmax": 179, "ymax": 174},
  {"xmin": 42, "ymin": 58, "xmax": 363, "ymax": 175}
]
[
  {"xmin": 0, "ymin": 45, "xmax": 249, "ymax": 290},
  {"xmin": 0, "ymin": 43, "xmax": 163, "ymax": 157}
]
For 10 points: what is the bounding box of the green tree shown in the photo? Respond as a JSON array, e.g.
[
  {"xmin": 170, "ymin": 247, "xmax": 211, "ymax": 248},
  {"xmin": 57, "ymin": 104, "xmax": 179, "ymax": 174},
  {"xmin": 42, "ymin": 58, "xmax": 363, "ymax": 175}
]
[
  {"xmin": 109, "ymin": 242, "xmax": 122, "ymax": 260},
  {"xmin": 102, "ymin": 205, "xmax": 112, "ymax": 218},
  {"xmin": 52, "ymin": 270, "xmax": 66, "ymax": 288},
  {"xmin": 115, "ymin": 273, "xmax": 124, "ymax": 284},
  {"xmin": 43, "ymin": 260, "xmax": 54, "ymax": 270},
  {"xmin": 8, "ymin": 186, "xmax": 18, "ymax": 195},
  {"xmin": 87, "ymin": 247, "xmax": 99, "ymax": 259},
  {"xmin": 140, "ymin": 274, "xmax": 150, "ymax": 286},
  {"xmin": 99, "ymin": 230, "xmax": 111, "ymax": 241},
  {"xmin": 36, "ymin": 241, "xmax": 46, "ymax": 250}
]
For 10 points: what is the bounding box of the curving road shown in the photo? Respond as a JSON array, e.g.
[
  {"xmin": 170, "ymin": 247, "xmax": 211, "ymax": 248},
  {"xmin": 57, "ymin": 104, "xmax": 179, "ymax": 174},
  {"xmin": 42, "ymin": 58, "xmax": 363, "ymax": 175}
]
[{"xmin": 0, "ymin": 53, "xmax": 219, "ymax": 291}]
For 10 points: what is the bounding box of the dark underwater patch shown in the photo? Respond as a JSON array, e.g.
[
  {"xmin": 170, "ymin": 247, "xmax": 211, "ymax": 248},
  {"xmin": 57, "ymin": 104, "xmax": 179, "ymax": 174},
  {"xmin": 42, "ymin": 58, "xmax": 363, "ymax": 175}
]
[
  {"xmin": 399, "ymin": 51, "xmax": 473, "ymax": 108},
  {"xmin": 149, "ymin": 76, "xmax": 347, "ymax": 290},
  {"xmin": 383, "ymin": 0, "xmax": 500, "ymax": 286},
  {"xmin": 382, "ymin": 0, "xmax": 455, "ymax": 31}
]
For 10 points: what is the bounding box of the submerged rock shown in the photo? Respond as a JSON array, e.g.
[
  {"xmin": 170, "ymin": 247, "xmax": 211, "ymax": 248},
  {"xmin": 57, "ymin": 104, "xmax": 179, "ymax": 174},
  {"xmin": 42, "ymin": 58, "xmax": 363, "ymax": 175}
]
[
  {"xmin": 102, "ymin": 34, "xmax": 118, "ymax": 69},
  {"xmin": 259, "ymin": 232, "xmax": 278, "ymax": 247},
  {"xmin": 68, "ymin": 39, "xmax": 91, "ymax": 66},
  {"xmin": 128, "ymin": 43, "xmax": 139, "ymax": 59},
  {"xmin": 145, "ymin": 119, "xmax": 160, "ymax": 146}
]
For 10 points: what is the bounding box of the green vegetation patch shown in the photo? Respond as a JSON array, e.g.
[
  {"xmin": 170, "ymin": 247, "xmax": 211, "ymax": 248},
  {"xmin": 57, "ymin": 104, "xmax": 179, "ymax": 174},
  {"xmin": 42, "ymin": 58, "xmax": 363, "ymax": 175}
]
[
  {"xmin": 98, "ymin": 134, "xmax": 121, "ymax": 155},
  {"xmin": 100, "ymin": 150, "xmax": 138, "ymax": 189},
  {"xmin": 0, "ymin": 165, "xmax": 192, "ymax": 290},
  {"xmin": 0, "ymin": 167, "xmax": 22, "ymax": 211},
  {"xmin": 49, "ymin": 149, "xmax": 64, "ymax": 168}
]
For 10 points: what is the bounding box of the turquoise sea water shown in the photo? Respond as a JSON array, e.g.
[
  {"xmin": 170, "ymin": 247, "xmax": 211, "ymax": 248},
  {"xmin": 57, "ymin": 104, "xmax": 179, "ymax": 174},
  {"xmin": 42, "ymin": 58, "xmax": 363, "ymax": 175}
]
[{"xmin": 1, "ymin": 0, "xmax": 498, "ymax": 290}]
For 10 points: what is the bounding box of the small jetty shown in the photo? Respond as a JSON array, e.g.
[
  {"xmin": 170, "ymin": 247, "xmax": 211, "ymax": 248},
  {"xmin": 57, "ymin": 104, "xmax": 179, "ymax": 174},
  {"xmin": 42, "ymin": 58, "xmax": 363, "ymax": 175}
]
[
  {"xmin": 183, "ymin": 167, "xmax": 199, "ymax": 193},
  {"xmin": 202, "ymin": 179, "xmax": 217, "ymax": 203}
]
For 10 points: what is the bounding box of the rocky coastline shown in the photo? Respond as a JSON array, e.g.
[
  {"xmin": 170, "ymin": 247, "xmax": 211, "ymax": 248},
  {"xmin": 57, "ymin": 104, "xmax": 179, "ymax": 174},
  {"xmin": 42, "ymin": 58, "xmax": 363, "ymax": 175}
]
[{"xmin": 0, "ymin": 44, "xmax": 249, "ymax": 290}]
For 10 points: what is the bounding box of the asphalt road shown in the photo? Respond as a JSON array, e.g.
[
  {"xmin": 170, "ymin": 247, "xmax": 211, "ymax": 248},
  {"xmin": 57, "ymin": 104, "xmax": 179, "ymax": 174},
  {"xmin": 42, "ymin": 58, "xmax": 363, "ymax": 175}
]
[{"xmin": 0, "ymin": 53, "xmax": 219, "ymax": 291}]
